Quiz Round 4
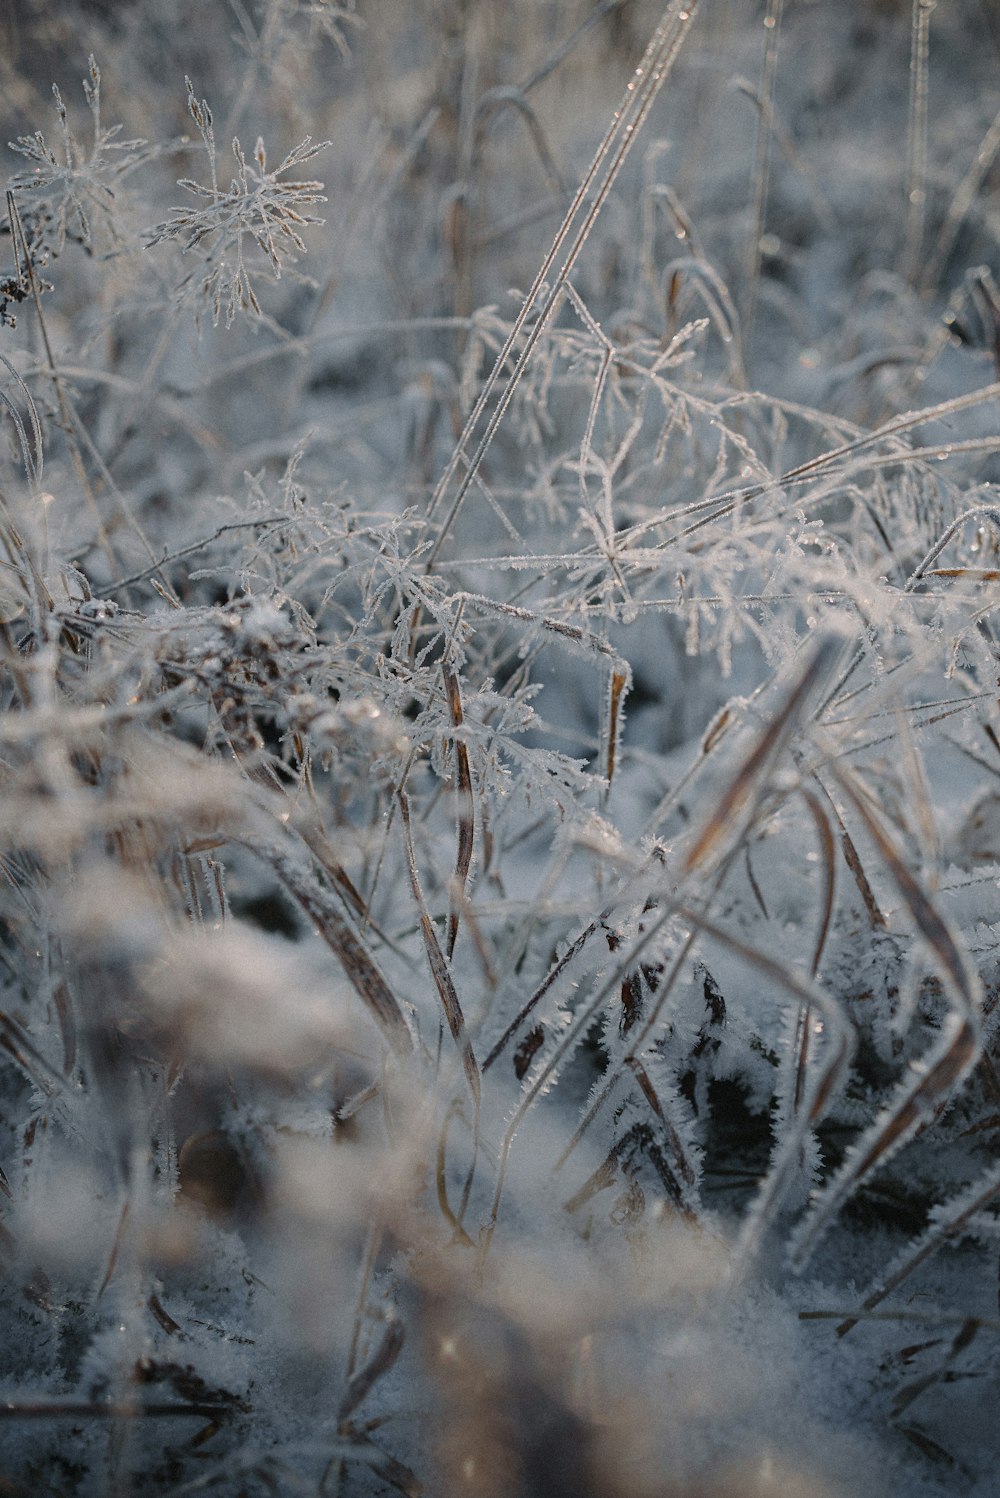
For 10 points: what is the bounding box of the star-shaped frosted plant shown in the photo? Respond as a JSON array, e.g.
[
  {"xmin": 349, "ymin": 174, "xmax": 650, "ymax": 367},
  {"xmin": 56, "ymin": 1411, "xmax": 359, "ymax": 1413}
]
[
  {"xmin": 146, "ymin": 78, "xmax": 330, "ymax": 328},
  {"xmin": 8, "ymin": 56, "xmax": 154, "ymax": 256}
]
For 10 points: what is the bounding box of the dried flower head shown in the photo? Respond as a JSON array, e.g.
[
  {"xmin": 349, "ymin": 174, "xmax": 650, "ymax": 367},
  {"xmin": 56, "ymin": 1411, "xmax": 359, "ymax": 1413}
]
[
  {"xmin": 8, "ymin": 56, "xmax": 152, "ymax": 254},
  {"xmin": 146, "ymin": 78, "xmax": 330, "ymax": 327}
]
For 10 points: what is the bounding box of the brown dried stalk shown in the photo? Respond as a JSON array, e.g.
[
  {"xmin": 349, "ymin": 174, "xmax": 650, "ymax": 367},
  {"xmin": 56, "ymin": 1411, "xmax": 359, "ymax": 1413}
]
[
  {"xmin": 398, "ymin": 788, "xmax": 480, "ymax": 1107},
  {"xmin": 683, "ymin": 635, "xmax": 841, "ymax": 876},
  {"xmin": 263, "ymin": 840, "xmax": 415, "ymax": 1058},
  {"xmin": 441, "ymin": 658, "xmax": 474, "ymax": 961}
]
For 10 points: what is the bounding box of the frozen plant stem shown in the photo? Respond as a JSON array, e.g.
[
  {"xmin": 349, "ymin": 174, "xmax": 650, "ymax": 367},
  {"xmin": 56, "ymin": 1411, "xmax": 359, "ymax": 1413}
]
[
  {"xmin": 423, "ymin": 0, "xmax": 701, "ymax": 572},
  {"xmin": 905, "ymin": 0, "xmax": 935, "ymax": 284},
  {"xmin": 743, "ymin": 0, "xmax": 782, "ymax": 344}
]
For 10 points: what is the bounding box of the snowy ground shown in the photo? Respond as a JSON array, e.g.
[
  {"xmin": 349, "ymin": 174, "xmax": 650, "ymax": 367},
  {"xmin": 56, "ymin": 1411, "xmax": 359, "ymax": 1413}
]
[{"xmin": 3, "ymin": 1, "xmax": 1000, "ymax": 1493}]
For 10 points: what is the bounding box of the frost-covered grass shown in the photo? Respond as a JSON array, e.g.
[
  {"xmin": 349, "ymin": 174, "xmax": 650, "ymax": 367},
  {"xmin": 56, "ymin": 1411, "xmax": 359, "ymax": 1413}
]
[{"xmin": 2, "ymin": 0, "xmax": 1000, "ymax": 1493}]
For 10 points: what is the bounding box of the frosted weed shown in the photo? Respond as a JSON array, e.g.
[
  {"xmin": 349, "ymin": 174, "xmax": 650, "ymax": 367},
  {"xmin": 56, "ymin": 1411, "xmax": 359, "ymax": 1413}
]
[
  {"xmin": 146, "ymin": 78, "xmax": 331, "ymax": 327},
  {"xmin": 8, "ymin": 55, "xmax": 153, "ymax": 256},
  {"xmin": 2, "ymin": 2, "xmax": 1000, "ymax": 1495}
]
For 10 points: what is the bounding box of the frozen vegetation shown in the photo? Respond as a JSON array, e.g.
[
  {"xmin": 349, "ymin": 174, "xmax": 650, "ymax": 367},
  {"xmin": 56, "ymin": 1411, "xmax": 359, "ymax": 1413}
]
[{"xmin": 3, "ymin": 0, "xmax": 1000, "ymax": 1492}]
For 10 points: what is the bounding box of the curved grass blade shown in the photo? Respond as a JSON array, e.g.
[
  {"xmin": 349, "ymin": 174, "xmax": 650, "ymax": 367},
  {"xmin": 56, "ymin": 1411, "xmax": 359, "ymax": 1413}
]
[
  {"xmin": 829, "ymin": 761, "xmax": 981, "ymax": 1017},
  {"xmin": 683, "ymin": 634, "xmax": 841, "ymax": 877},
  {"xmin": 263, "ymin": 840, "xmax": 415, "ymax": 1058},
  {"xmin": 442, "ymin": 659, "xmax": 474, "ymax": 961},
  {"xmin": 398, "ymin": 789, "xmax": 479, "ymax": 1107}
]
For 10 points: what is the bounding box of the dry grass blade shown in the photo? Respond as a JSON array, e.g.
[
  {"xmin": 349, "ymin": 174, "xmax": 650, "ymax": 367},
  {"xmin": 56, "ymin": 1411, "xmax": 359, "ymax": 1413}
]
[
  {"xmin": 819, "ymin": 778, "xmax": 886, "ymax": 927},
  {"xmin": 785, "ymin": 378, "xmax": 1000, "ymax": 486},
  {"xmin": 624, "ymin": 1054, "xmax": 698, "ymax": 1203},
  {"xmin": 398, "ymin": 789, "xmax": 480, "ymax": 1106},
  {"xmin": 320, "ymin": 1221, "xmax": 384, "ymax": 1498},
  {"xmin": 683, "ymin": 635, "xmax": 841, "ymax": 876},
  {"xmin": 552, "ymin": 852, "xmax": 745, "ymax": 1173},
  {"xmin": 455, "ymin": 592, "xmax": 633, "ymax": 669},
  {"xmin": 552, "ymin": 930, "xmax": 701, "ymax": 1173},
  {"xmin": 787, "ymin": 787, "xmax": 838, "ymax": 1115},
  {"xmin": 296, "ymin": 821, "xmax": 386, "ymax": 934},
  {"xmin": 436, "ymin": 1098, "xmax": 476, "ymax": 1247},
  {"xmin": 482, "ymin": 909, "xmax": 604, "ymax": 1073},
  {"xmin": 338, "ymin": 1311, "xmax": 405, "ymax": 1422},
  {"xmin": 801, "ymin": 787, "xmax": 836, "ymax": 981},
  {"xmin": 522, "ymin": 858, "xmax": 848, "ymax": 1230},
  {"xmin": 442, "ymin": 659, "xmax": 474, "ymax": 960},
  {"xmin": 262, "ymin": 842, "xmax": 414, "ymax": 1057},
  {"xmin": 829, "ymin": 762, "xmax": 980, "ymax": 1016},
  {"xmin": 605, "ymin": 667, "xmax": 628, "ymax": 787},
  {"xmin": 0, "ymin": 490, "xmax": 53, "ymax": 634},
  {"xmin": 802, "ymin": 773, "xmax": 885, "ymax": 927}
]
